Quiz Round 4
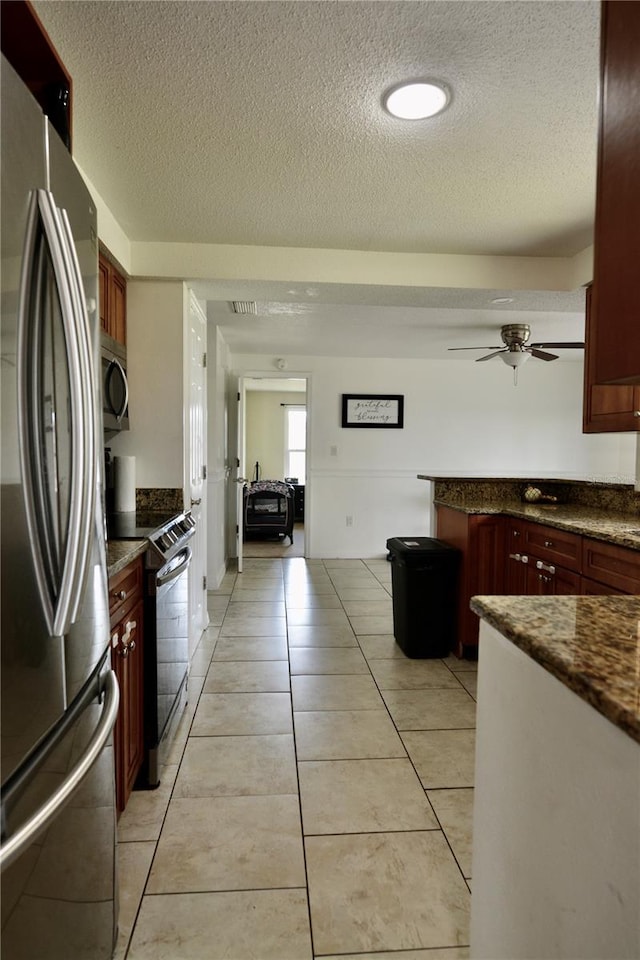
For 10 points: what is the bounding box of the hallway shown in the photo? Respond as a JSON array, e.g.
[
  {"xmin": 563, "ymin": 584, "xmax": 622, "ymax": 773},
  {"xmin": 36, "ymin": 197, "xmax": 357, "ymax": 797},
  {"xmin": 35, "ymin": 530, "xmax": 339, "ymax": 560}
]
[{"xmin": 116, "ymin": 557, "xmax": 476, "ymax": 959}]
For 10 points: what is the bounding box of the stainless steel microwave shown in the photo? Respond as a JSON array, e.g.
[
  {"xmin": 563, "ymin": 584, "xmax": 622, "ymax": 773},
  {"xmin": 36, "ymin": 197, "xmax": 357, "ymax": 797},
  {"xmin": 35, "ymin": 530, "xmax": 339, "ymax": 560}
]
[{"xmin": 101, "ymin": 336, "xmax": 129, "ymax": 437}]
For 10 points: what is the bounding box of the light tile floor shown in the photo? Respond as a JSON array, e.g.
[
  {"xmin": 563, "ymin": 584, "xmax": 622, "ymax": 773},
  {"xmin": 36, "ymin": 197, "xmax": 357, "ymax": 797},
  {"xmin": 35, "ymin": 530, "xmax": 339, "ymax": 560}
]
[{"xmin": 116, "ymin": 557, "xmax": 477, "ymax": 960}]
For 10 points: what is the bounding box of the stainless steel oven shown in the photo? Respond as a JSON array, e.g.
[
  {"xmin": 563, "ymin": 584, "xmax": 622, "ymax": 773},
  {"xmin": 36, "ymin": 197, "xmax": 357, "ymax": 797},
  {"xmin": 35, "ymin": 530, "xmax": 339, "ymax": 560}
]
[{"xmin": 141, "ymin": 512, "xmax": 195, "ymax": 787}]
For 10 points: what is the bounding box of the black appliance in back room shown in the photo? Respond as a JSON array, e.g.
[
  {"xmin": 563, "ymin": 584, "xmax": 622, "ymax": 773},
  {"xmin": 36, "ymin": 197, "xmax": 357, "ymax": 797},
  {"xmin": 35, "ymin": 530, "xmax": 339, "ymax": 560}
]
[{"xmin": 1, "ymin": 54, "xmax": 119, "ymax": 960}]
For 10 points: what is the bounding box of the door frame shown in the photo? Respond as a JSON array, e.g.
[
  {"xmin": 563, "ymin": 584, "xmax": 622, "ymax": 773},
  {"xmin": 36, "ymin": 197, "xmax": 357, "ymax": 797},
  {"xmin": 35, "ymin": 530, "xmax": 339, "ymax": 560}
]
[{"xmin": 231, "ymin": 370, "xmax": 311, "ymax": 563}]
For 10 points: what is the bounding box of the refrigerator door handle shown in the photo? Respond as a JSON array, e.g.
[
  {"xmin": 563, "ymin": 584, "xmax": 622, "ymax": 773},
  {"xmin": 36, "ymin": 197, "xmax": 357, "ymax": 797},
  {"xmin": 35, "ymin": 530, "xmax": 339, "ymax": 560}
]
[
  {"xmin": 0, "ymin": 670, "xmax": 119, "ymax": 873},
  {"xmin": 17, "ymin": 189, "xmax": 93, "ymax": 639},
  {"xmin": 58, "ymin": 204, "xmax": 97, "ymax": 601}
]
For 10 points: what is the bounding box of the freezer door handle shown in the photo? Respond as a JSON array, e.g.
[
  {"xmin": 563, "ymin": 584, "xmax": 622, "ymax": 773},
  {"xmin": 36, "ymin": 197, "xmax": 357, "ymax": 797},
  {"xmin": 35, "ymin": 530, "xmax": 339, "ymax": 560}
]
[{"xmin": 0, "ymin": 670, "xmax": 119, "ymax": 873}]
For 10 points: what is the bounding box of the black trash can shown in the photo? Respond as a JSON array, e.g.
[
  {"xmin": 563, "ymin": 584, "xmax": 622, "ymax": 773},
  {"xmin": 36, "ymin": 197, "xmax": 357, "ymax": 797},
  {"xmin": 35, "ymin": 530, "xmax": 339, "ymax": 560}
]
[{"xmin": 386, "ymin": 537, "xmax": 460, "ymax": 658}]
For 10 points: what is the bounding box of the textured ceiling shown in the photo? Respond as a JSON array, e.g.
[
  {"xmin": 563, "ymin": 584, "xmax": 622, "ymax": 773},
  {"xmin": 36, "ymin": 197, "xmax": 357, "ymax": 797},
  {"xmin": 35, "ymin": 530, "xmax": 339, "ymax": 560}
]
[{"xmin": 33, "ymin": 0, "xmax": 599, "ymax": 358}]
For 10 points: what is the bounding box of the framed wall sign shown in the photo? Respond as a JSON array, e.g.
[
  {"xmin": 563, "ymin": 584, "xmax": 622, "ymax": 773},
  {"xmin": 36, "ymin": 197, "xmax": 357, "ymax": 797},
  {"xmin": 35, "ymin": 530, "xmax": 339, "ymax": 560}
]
[{"xmin": 341, "ymin": 394, "xmax": 404, "ymax": 428}]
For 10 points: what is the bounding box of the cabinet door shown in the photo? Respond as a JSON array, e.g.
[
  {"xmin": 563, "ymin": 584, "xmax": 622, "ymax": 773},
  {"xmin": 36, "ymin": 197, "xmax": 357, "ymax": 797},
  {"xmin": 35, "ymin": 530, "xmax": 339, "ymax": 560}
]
[
  {"xmin": 110, "ymin": 269, "xmax": 127, "ymax": 346},
  {"xmin": 470, "ymin": 514, "xmax": 505, "ymax": 594},
  {"xmin": 504, "ymin": 519, "xmax": 528, "ymax": 594},
  {"xmin": 98, "ymin": 252, "xmax": 127, "ymax": 347},
  {"xmin": 583, "ymin": 285, "xmax": 640, "ymax": 432},
  {"xmin": 111, "ymin": 598, "xmax": 144, "ymax": 814},
  {"xmin": 550, "ymin": 565, "xmax": 581, "ymax": 595},
  {"xmin": 435, "ymin": 505, "xmax": 474, "ymax": 656},
  {"xmin": 527, "ymin": 563, "xmax": 580, "ymax": 596},
  {"xmin": 591, "ymin": 1, "xmax": 640, "ymax": 387},
  {"xmin": 582, "ymin": 537, "xmax": 640, "ymax": 593},
  {"xmin": 98, "ymin": 256, "xmax": 109, "ymax": 336}
]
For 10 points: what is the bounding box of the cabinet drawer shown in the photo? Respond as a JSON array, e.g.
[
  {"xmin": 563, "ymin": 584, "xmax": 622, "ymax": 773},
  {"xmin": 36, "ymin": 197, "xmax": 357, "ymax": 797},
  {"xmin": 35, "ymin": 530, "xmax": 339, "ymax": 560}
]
[
  {"xmin": 581, "ymin": 538, "xmax": 640, "ymax": 593},
  {"xmin": 522, "ymin": 523, "xmax": 581, "ymax": 572},
  {"xmin": 109, "ymin": 558, "xmax": 143, "ymax": 622}
]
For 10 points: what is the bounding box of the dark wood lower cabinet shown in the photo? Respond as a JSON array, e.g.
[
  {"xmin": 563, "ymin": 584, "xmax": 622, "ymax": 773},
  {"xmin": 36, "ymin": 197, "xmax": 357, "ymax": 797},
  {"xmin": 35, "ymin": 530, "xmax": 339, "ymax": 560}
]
[
  {"xmin": 109, "ymin": 558, "xmax": 144, "ymax": 815},
  {"xmin": 436, "ymin": 506, "xmax": 637, "ymax": 657},
  {"xmin": 435, "ymin": 506, "xmax": 504, "ymax": 657}
]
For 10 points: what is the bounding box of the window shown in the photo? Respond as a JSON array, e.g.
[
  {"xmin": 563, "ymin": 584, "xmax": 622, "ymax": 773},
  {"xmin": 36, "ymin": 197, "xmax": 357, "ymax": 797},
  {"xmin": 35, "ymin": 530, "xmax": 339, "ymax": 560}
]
[{"xmin": 285, "ymin": 406, "xmax": 306, "ymax": 483}]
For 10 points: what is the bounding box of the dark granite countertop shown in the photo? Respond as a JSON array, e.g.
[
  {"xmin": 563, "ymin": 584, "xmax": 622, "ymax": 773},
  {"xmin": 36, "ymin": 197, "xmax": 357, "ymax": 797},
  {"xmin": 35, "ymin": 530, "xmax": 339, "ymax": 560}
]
[
  {"xmin": 417, "ymin": 474, "xmax": 640, "ymax": 551},
  {"xmin": 471, "ymin": 594, "xmax": 640, "ymax": 744},
  {"xmin": 434, "ymin": 499, "xmax": 640, "ymax": 551},
  {"xmin": 106, "ymin": 539, "xmax": 148, "ymax": 579}
]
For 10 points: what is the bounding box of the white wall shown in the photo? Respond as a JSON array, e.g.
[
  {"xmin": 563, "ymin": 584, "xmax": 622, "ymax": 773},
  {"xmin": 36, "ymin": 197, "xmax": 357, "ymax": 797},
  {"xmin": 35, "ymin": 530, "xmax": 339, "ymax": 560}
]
[
  {"xmin": 231, "ymin": 352, "xmax": 636, "ymax": 557},
  {"xmin": 109, "ymin": 280, "xmax": 185, "ymax": 489},
  {"xmin": 245, "ymin": 390, "xmax": 306, "ymax": 481}
]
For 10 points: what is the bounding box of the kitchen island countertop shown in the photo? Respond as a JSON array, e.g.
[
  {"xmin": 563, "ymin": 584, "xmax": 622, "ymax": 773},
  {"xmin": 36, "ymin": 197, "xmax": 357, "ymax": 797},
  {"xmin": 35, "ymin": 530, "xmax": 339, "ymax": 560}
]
[{"xmin": 471, "ymin": 593, "xmax": 640, "ymax": 743}]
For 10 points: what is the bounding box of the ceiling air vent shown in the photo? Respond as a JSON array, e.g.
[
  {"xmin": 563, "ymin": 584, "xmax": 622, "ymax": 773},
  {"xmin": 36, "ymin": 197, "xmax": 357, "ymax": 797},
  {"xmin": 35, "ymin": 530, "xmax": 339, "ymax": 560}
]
[{"xmin": 231, "ymin": 301, "xmax": 257, "ymax": 314}]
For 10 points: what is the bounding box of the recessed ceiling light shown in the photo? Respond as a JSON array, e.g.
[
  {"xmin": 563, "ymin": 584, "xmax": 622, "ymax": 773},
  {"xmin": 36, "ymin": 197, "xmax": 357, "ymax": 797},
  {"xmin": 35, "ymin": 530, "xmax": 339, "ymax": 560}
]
[
  {"xmin": 491, "ymin": 297, "xmax": 514, "ymax": 304},
  {"xmin": 383, "ymin": 80, "xmax": 450, "ymax": 120}
]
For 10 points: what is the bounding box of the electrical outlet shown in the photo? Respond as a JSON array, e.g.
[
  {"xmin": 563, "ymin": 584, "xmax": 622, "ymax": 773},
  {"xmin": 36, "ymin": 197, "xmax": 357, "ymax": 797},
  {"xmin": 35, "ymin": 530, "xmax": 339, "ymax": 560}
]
[{"xmin": 346, "ymin": 515, "xmax": 353, "ymax": 527}]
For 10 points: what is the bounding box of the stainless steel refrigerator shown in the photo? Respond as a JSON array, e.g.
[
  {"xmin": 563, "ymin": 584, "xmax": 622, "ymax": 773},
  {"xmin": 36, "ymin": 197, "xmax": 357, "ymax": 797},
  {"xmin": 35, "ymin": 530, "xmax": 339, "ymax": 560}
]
[{"xmin": 1, "ymin": 55, "xmax": 119, "ymax": 959}]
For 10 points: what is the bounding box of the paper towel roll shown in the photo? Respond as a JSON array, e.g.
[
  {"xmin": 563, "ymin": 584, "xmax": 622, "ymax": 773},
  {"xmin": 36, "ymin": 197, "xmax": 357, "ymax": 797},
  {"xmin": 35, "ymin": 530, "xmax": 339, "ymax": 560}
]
[{"xmin": 113, "ymin": 456, "xmax": 136, "ymax": 513}]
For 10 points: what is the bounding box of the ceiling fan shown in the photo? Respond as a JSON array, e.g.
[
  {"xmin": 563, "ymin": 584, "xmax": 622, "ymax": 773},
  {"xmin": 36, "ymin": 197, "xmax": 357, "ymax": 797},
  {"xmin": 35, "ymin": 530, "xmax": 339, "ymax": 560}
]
[{"xmin": 448, "ymin": 323, "xmax": 585, "ymax": 384}]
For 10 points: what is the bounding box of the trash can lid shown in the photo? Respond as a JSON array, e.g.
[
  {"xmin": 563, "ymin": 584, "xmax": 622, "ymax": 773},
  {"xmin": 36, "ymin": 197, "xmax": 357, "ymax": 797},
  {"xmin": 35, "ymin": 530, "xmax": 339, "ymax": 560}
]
[{"xmin": 386, "ymin": 536, "xmax": 459, "ymax": 556}]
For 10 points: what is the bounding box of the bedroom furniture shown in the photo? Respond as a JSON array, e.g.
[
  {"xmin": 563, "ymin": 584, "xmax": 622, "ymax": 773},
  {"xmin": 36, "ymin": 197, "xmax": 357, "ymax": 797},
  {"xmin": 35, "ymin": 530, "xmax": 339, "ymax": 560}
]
[{"xmin": 243, "ymin": 481, "xmax": 295, "ymax": 543}]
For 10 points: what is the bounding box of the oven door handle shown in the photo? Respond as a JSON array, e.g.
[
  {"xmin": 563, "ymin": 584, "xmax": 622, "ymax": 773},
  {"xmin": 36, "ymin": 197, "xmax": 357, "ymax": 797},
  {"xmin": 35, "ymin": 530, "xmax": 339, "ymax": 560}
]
[{"xmin": 157, "ymin": 546, "xmax": 192, "ymax": 586}]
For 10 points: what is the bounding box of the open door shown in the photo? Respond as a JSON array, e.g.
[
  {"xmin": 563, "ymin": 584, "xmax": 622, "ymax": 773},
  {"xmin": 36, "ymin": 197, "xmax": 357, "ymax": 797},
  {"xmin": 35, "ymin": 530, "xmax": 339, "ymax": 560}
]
[
  {"xmin": 233, "ymin": 376, "xmax": 247, "ymax": 573},
  {"xmin": 186, "ymin": 291, "xmax": 208, "ymax": 655}
]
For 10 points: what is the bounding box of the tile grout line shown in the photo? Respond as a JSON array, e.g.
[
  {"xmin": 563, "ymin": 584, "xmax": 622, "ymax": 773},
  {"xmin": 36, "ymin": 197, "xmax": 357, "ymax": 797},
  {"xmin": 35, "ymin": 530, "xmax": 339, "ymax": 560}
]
[{"xmin": 282, "ymin": 560, "xmax": 318, "ymax": 959}]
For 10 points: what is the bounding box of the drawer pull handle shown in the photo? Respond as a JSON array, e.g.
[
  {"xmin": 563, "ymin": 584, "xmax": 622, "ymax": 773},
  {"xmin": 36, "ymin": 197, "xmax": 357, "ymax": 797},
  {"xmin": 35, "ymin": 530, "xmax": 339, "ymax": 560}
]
[
  {"xmin": 634, "ymin": 411, "xmax": 640, "ymax": 418},
  {"xmin": 114, "ymin": 589, "xmax": 127, "ymax": 601},
  {"xmin": 544, "ymin": 540, "xmax": 553, "ymax": 548}
]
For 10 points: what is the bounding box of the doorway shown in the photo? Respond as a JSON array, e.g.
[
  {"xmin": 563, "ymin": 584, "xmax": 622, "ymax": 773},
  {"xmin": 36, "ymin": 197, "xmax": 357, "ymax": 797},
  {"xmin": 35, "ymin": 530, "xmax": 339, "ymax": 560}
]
[{"xmin": 242, "ymin": 376, "xmax": 308, "ymax": 558}]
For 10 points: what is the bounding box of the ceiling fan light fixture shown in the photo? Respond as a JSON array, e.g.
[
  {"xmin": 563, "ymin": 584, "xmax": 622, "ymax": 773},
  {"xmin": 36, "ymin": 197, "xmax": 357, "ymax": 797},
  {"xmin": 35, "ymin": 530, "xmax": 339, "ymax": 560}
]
[
  {"xmin": 383, "ymin": 80, "xmax": 450, "ymax": 120},
  {"xmin": 500, "ymin": 350, "xmax": 531, "ymax": 368},
  {"xmin": 500, "ymin": 347, "xmax": 530, "ymax": 386}
]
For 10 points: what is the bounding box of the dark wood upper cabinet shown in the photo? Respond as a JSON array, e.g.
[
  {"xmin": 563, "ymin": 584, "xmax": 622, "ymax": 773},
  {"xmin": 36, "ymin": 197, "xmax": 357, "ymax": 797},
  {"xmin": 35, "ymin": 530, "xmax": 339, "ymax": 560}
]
[
  {"xmin": 0, "ymin": 0, "xmax": 72, "ymax": 151},
  {"xmin": 583, "ymin": 284, "xmax": 640, "ymax": 431},
  {"xmin": 590, "ymin": 1, "xmax": 640, "ymax": 387},
  {"xmin": 99, "ymin": 252, "xmax": 127, "ymax": 347}
]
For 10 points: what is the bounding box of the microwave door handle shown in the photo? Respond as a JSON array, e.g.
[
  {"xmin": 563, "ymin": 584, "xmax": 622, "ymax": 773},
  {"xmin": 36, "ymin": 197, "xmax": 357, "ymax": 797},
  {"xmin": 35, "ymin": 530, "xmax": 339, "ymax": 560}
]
[
  {"xmin": 0, "ymin": 670, "xmax": 119, "ymax": 872},
  {"xmin": 17, "ymin": 190, "xmax": 86, "ymax": 638},
  {"xmin": 112, "ymin": 357, "xmax": 129, "ymax": 421}
]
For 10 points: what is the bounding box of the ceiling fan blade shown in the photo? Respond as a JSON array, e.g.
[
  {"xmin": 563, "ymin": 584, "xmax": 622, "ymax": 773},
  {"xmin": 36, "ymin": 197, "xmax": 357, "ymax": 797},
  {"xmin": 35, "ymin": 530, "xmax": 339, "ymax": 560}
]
[
  {"xmin": 530, "ymin": 341, "xmax": 585, "ymax": 349},
  {"xmin": 476, "ymin": 349, "xmax": 506, "ymax": 362},
  {"xmin": 529, "ymin": 348, "xmax": 558, "ymax": 361},
  {"xmin": 448, "ymin": 345, "xmax": 501, "ymax": 351}
]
